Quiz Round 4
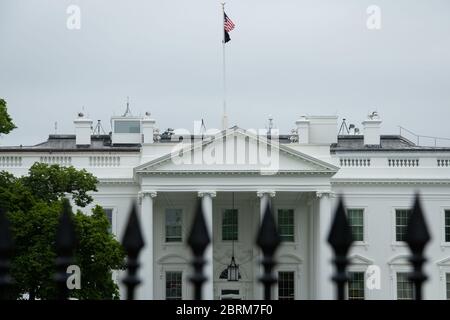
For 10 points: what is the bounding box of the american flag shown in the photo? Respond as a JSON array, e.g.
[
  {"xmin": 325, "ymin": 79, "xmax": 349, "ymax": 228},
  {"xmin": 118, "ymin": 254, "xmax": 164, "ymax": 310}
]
[
  {"xmin": 224, "ymin": 13, "xmax": 235, "ymax": 32},
  {"xmin": 224, "ymin": 12, "xmax": 235, "ymax": 43}
]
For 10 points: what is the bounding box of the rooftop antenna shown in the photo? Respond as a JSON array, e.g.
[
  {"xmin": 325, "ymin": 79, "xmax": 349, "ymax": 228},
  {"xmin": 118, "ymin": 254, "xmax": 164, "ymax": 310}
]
[
  {"xmin": 81, "ymin": 105, "xmax": 89, "ymax": 118},
  {"xmin": 200, "ymin": 119, "xmax": 207, "ymax": 137},
  {"xmin": 93, "ymin": 120, "xmax": 106, "ymax": 136},
  {"xmin": 123, "ymin": 96, "xmax": 132, "ymax": 117},
  {"xmin": 266, "ymin": 115, "xmax": 274, "ymax": 136},
  {"xmin": 369, "ymin": 110, "xmax": 379, "ymax": 119},
  {"xmin": 338, "ymin": 118, "xmax": 350, "ymax": 135},
  {"xmin": 54, "ymin": 121, "xmax": 58, "ymax": 134}
]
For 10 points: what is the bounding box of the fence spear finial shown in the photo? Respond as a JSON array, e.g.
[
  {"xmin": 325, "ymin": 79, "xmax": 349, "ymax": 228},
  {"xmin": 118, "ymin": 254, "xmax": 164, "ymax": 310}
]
[
  {"xmin": 0, "ymin": 207, "xmax": 14, "ymax": 300},
  {"xmin": 327, "ymin": 196, "xmax": 353, "ymax": 300},
  {"xmin": 187, "ymin": 200, "xmax": 210, "ymax": 300},
  {"xmin": 256, "ymin": 200, "xmax": 280, "ymax": 300},
  {"xmin": 122, "ymin": 202, "xmax": 145, "ymax": 300},
  {"xmin": 54, "ymin": 198, "xmax": 77, "ymax": 300},
  {"xmin": 405, "ymin": 193, "xmax": 431, "ymax": 300}
]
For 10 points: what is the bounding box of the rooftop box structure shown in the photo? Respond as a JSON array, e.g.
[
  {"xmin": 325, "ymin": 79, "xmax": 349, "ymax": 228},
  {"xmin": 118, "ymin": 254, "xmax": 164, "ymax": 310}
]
[{"xmin": 111, "ymin": 116, "xmax": 142, "ymax": 145}]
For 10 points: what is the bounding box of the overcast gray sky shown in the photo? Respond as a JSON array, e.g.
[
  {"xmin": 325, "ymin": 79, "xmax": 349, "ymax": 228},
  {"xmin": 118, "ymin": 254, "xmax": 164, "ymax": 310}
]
[{"xmin": 1, "ymin": 0, "xmax": 449, "ymax": 146}]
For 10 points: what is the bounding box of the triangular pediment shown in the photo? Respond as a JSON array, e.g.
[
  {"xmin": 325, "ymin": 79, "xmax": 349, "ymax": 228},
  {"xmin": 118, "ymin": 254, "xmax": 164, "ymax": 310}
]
[
  {"xmin": 349, "ymin": 254, "xmax": 374, "ymax": 265},
  {"xmin": 436, "ymin": 256, "xmax": 450, "ymax": 266},
  {"xmin": 135, "ymin": 127, "xmax": 338, "ymax": 175}
]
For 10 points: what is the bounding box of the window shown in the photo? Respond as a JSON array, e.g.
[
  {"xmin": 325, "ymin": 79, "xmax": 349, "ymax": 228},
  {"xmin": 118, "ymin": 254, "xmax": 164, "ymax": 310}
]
[
  {"xmin": 165, "ymin": 209, "xmax": 182, "ymax": 242},
  {"xmin": 114, "ymin": 120, "xmax": 141, "ymax": 133},
  {"xmin": 165, "ymin": 271, "xmax": 182, "ymax": 300},
  {"xmin": 347, "ymin": 209, "xmax": 364, "ymax": 242},
  {"xmin": 347, "ymin": 272, "xmax": 365, "ymax": 300},
  {"xmin": 104, "ymin": 208, "xmax": 113, "ymax": 234},
  {"xmin": 445, "ymin": 210, "xmax": 450, "ymax": 243},
  {"xmin": 396, "ymin": 272, "xmax": 414, "ymax": 300},
  {"xmin": 222, "ymin": 209, "xmax": 238, "ymax": 241},
  {"xmin": 278, "ymin": 271, "xmax": 295, "ymax": 300},
  {"xmin": 278, "ymin": 209, "xmax": 294, "ymax": 242},
  {"xmin": 447, "ymin": 273, "xmax": 450, "ymax": 300},
  {"xmin": 395, "ymin": 209, "xmax": 411, "ymax": 242}
]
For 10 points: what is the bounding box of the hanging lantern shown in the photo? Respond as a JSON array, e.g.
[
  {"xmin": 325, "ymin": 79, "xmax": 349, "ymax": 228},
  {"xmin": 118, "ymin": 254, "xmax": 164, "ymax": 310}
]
[{"xmin": 227, "ymin": 256, "xmax": 239, "ymax": 282}]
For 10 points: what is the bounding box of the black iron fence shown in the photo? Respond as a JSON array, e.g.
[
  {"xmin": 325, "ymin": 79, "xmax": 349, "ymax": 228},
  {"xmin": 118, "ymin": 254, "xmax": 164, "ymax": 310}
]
[{"xmin": 0, "ymin": 194, "xmax": 430, "ymax": 300}]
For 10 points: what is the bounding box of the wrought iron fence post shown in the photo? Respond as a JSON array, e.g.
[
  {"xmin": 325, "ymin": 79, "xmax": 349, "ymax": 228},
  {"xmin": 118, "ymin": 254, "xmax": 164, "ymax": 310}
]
[
  {"xmin": 256, "ymin": 200, "xmax": 280, "ymax": 300},
  {"xmin": 187, "ymin": 200, "xmax": 210, "ymax": 300},
  {"xmin": 405, "ymin": 193, "xmax": 431, "ymax": 300},
  {"xmin": 0, "ymin": 208, "xmax": 14, "ymax": 300},
  {"xmin": 327, "ymin": 197, "xmax": 353, "ymax": 300},
  {"xmin": 54, "ymin": 198, "xmax": 77, "ymax": 300},
  {"xmin": 122, "ymin": 202, "xmax": 145, "ymax": 300}
]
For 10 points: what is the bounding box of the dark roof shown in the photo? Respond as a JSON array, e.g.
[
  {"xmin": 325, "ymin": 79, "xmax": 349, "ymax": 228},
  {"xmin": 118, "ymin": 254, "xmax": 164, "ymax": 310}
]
[
  {"xmin": 0, "ymin": 133, "xmax": 449, "ymax": 153},
  {"xmin": 331, "ymin": 135, "xmax": 450, "ymax": 152},
  {"xmin": 0, "ymin": 135, "xmax": 140, "ymax": 152}
]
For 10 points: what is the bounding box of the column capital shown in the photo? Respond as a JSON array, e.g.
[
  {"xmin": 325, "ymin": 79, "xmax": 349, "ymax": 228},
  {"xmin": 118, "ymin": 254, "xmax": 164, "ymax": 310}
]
[
  {"xmin": 256, "ymin": 191, "xmax": 276, "ymax": 198},
  {"xmin": 139, "ymin": 190, "xmax": 157, "ymax": 198},
  {"xmin": 198, "ymin": 191, "xmax": 216, "ymax": 198},
  {"xmin": 316, "ymin": 191, "xmax": 332, "ymax": 199}
]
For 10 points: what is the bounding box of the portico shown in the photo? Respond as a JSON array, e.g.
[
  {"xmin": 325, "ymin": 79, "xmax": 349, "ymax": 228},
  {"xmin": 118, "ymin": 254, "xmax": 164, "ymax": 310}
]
[{"xmin": 132, "ymin": 128, "xmax": 338, "ymax": 300}]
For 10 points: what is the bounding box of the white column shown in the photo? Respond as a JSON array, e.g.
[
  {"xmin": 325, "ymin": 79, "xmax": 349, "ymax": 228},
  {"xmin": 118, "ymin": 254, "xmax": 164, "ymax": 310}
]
[
  {"xmin": 257, "ymin": 191, "xmax": 276, "ymax": 219},
  {"xmin": 198, "ymin": 191, "xmax": 216, "ymax": 300},
  {"xmin": 316, "ymin": 191, "xmax": 333, "ymax": 300},
  {"xmin": 256, "ymin": 191, "xmax": 276, "ymax": 300},
  {"xmin": 137, "ymin": 190, "xmax": 157, "ymax": 300}
]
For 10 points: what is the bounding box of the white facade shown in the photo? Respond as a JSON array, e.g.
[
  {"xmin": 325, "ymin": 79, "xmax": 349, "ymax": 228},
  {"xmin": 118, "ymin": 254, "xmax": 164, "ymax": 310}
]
[{"xmin": 1, "ymin": 112, "xmax": 450, "ymax": 300}]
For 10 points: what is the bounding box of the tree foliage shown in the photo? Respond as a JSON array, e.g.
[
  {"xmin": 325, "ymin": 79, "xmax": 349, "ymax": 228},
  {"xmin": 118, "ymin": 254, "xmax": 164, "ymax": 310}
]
[
  {"xmin": 0, "ymin": 99, "xmax": 16, "ymax": 135},
  {"xmin": 1, "ymin": 163, "xmax": 125, "ymax": 299},
  {"xmin": 22, "ymin": 163, "xmax": 98, "ymax": 207}
]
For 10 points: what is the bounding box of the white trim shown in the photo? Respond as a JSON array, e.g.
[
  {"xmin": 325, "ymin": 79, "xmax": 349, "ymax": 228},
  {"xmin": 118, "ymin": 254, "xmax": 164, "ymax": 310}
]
[
  {"xmin": 441, "ymin": 207, "xmax": 450, "ymax": 248},
  {"xmin": 274, "ymin": 269, "xmax": 299, "ymax": 300},
  {"xmin": 274, "ymin": 206, "xmax": 297, "ymax": 245},
  {"xmin": 387, "ymin": 254, "xmax": 412, "ymax": 300},
  {"xmin": 162, "ymin": 207, "xmax": 185, "ymax": 246},
  {"xmin": 346, "ymin": 269, "xmax": 367, "ymax": 300},
  {"xmin": 346, "ymin": 207, "xmax": 369, "ymax": 247},
  {"xmin": 98, "ymin": 206, "xmax": 117, "ymax": 235},
  {"xmin": 391, "ymin": 207, "xmax": 412, "ymax": 249},
  {"xmin": 218, "ymin": 206, "xmax": 240, "ymax": 244},
  {"xmin": 163, "ymin": 269, "xmax": 185, "ymax": 300}
]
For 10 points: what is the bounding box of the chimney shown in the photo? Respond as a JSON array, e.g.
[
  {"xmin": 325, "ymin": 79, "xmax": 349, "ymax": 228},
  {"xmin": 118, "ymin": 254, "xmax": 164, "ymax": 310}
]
[
  {"xmin": 295, "ymin": 116, "xmax": 310, "ymax": 144},
  {"xmin": 74, "ymin": 112, "xmax": 93, "ymax": 146},
  {"xmin": 362, "ymin": 111, "xmax": 382, "ymax": 146},
  {"xmin": 142, "ymin": 112, "xmax": 156, "ymax": 144}
]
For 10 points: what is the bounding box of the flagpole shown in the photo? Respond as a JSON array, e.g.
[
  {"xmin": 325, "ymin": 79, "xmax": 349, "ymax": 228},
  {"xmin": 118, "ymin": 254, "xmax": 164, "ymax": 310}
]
[{"xmin": 221, "ymin": 2, "xmax": 228, "ymax": 130}]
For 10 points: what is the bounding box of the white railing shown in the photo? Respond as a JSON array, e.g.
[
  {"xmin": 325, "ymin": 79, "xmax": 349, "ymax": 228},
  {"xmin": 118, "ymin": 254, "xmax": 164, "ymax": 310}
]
[
  {"xmin": 437, "ymin": 159, "xmax": 450, "ymax": 167},
  {"xmin": 340, "ymin": 158, "xmax": 371, "ymax": 167},
  {"xmin": 388, "ymin": 158, "xmax": 419, "ymax": 167},
  {"xmin": 399, "ymin": 126, "xmax": 450, "ymax": 148},
  {"xmin": 0, "ymin": 156, "xmax": 22, "ymax": 167},
  {"xmin": 39, "ymin": 156, "xmax": 72, "ymax": 166},
  {"xmin": 89, "ymin": 156, "xmax": 121, "ymax": 167}
]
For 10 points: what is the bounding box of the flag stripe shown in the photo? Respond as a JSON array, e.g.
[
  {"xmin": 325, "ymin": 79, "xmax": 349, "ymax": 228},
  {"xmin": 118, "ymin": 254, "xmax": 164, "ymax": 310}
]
[{"xmin": 224, "ymin": 13, "xmax": 235, "ymax": 33}]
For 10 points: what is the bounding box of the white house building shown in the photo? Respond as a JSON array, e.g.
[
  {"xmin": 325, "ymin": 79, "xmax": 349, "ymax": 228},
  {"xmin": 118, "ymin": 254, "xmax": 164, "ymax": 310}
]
[{"xmin": 1, "ymin": 110, "xmax": 450, "ymax": 300}]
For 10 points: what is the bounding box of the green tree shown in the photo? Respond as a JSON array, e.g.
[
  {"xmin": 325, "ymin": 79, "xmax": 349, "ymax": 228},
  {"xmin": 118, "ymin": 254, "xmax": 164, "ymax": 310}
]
[
  {"xmin": 1, "ymin": 163, "xmax": 125, "ymax": 299},
  {"xmin": 22, "ymin": 162, "xmax": 99, "ymax": 207},
  {"xmin": 0, "ymin": 99, "xmax": 16, "ymax": 135}
]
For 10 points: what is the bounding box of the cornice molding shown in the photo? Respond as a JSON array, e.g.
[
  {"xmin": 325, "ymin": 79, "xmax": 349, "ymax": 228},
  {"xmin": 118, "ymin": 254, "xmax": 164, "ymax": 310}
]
[
  {"xmin": 136, "ymin": 170, "xmax": 335, "ymax": 176},
  {"xmin": 98, "ymin": 179, "xmax": 137, "ymax": 185},
  {"xmin": 332, "ymin": 179, "xmax": 450, "ymax": 185}
]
